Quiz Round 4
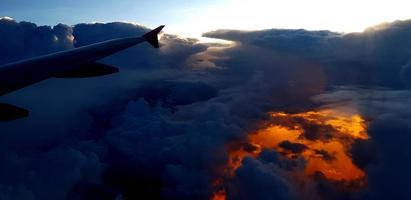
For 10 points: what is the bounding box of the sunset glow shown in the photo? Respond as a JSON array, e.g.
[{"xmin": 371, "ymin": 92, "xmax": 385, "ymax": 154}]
[{"xmin": 212, "ymin": 108, "xmax": 369, "ymax": 199}]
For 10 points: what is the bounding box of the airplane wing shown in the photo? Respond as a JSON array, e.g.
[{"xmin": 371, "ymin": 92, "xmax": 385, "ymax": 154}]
[{"xmin": 0, "ymin": 25, "xmax": 165, "ymax": 121}]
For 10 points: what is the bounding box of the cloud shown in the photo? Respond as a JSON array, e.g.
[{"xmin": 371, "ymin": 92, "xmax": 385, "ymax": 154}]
[
  {"xmin": 313, "ymin": 149, "xmax": 336, "ymax": 162},
  {"xmin": 73, "ymin": 22, "xmax": 207, "ymax": 69},
  {"xmin": 205, "ymin": 19, "xmax": 411, "ymax": 89},
  {"xmin": 227, "ymin": 157, "xmax": 296, "ymax": 200},
  {"xmin": 135, "ymin": 80, "xmax": 219, "ymax": 108},
  {"xmin": 362, "ymin": 115, "xmax": 411, "ymax": 200},
  {"xmin": 278, "ymin": 141, "xmax": 308, "ymax": 154},
  {"xmin": 204, "ymin": 29, "xmax": 339, "ymax": 59},
  {"xmin": 0, "ymin": 146, "xmax": 105, "ymax": 200},
  {"xmin": 1, "ymin": 17, "xmax": 411, "ymax": 200},
  {"xmin": 0, "ymin": 19, "xmax": 213, "ymax": 199},
  {"xmin": 0, "ymin": 18, "xmax": 73, "ymax": 65},
  {"xmin": 313, "ymin": 88, "xmax": 411, "ymax": 200},
  {"xmin": 400, "ymin": 61, "xmax": 411, "ymax": 88}
]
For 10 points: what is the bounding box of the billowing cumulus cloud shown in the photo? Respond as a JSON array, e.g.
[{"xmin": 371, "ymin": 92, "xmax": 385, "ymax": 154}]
[
  {"xmin": 0, "ymin": 18, "xmax": 73, "ymax": 65},
  {"xmin": 205, "ymin": 19, "xmax": 411, "ymax": 89},
  {"xmin": 1, "ymin": 17, "xmax": 411, "ymax": 200}
]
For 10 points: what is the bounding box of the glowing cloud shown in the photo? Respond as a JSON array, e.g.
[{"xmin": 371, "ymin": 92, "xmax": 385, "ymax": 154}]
[
  {"xmin": 0, "ymin": 16, "xmax": 13, "ymax": 21},
  {"xmin": 212, "ymin": 108, "xmax": 369, "ymax": 199}
]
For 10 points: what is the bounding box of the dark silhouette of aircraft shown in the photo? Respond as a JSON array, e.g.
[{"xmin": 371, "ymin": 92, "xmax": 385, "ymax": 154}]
[{"xmin": 0, "ymin": 25, "xmax": 165, "ymax": 121}]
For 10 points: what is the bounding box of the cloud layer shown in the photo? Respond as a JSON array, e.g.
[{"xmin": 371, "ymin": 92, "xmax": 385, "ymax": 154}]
[{"xmin": 1, "ymin": 17, "xmax": 411, "ymax": 200}]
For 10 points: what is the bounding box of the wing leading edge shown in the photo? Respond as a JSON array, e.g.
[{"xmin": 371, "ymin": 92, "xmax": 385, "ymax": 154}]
[{"xmin": 0, "ymin": 25, "xmax": 165, "ymax": 121}]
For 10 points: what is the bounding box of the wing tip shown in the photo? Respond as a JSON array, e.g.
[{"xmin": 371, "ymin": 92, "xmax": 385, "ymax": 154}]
[{"xmin": 143, "ymin": 25, "xmax": 165, "ymax": 48}]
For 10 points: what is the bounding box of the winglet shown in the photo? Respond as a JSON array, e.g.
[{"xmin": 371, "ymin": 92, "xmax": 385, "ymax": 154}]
[{"xmin": 143, "ymin": 25, "xmax": 165, "ymax": 48}]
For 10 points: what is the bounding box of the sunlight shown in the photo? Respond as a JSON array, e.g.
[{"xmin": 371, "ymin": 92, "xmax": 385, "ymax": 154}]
[{"xmin": 168, "ymin": 0, "xmax": 411, "ymax": 39}]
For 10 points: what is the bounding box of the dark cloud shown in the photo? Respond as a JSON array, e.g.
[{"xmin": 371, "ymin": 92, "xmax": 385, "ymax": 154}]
[
  {"xmin": 205, "ymin": 19, "xmax": 411, "ymax": 89},
  {"xmin": 0, "ymin": 146, "xmax": 105, "ymax": 200},
  {"xmin": 135, "ymin": 80, "xmax": 219, "ymax": 108},
  {"xmin": 278, "ymin": 141, "xmax": 308, "ymax": 154},
  {"xmin": 314, "ymin": 88, "xmax": 411, "ymax": 200},
  {"xmin": 361, "ymin": 115, "xmax": 411, "ymax": 200},
  {"xmin": 268, "ymin": 115, "xmax": 338, "ymax": 141},
  {"xmin": 204, "ymin": 29, "xmax": 338, "ymax": 59},
  {"xmin": 0, "ymin": 18, "xmax": 73, "ymax": 65},
  {"xmin": 227, "ymin": 157, "xmax": 296, "ymax": 200},
  {"xmin": 313, "ymin": 149, "xmax": 336, "ymax": 162},
  {"xmin": 300, "ymin": 123, "xmax": 336, "ymax": 141},
  {"xmin": 400, "ymin": 61, "xmax": 411, "ymax": 88}
]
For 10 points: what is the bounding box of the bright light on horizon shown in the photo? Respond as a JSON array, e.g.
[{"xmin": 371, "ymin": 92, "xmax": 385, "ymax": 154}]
[
  {"xmin": 165, "ymin": 0, "xmax": 411, "ymax": 39},
  {"xmin": 2, "ymin": 0, "xmax": 411, "ymax": 40}
]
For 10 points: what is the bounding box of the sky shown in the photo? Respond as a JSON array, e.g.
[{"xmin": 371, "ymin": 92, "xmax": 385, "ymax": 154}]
[{"xmin": 1, "ymin": 0, "xmax": 411, "ymax": 38}]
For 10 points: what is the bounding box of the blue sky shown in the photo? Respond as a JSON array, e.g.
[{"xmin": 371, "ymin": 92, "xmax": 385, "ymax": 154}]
[
  {"xmin": 0, "ymin": 0, "xmax": 213, "ymax": 27},
  {"xmin": 1, "ymin": 0, "xmax": 411, "ymax": 38}
]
